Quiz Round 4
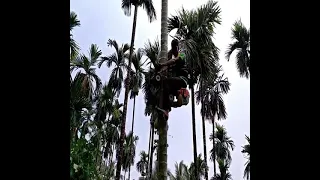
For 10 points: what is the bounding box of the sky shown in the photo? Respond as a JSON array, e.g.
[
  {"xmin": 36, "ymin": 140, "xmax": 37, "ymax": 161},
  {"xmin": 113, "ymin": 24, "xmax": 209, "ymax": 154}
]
[{"xmin": 70, "ymin": 0, "xmax": 250, "ymax": 179}]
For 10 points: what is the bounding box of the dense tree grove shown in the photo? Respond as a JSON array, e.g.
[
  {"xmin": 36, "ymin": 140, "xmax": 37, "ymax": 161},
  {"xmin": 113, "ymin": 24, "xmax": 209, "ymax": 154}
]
[{"xmin": 70, "ymin": 0, "xmax": 250, "ymax": 179}]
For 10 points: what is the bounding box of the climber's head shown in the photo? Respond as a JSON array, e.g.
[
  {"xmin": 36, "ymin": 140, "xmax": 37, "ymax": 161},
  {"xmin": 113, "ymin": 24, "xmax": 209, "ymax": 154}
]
[{"xmin": 171, "ymin": 39, "xmax": 179, "ymax": 56}]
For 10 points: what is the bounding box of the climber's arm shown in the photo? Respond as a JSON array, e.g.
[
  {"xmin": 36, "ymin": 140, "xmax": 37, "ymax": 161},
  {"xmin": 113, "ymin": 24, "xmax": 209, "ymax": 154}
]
[{"xmin": 159, "ymin": 56, "xmax": 180, "ymax": 66}]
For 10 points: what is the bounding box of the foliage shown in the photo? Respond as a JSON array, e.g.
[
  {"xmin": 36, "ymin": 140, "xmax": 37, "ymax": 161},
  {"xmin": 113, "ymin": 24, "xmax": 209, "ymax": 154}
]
[
  {"xmin": 225, "ymin": 20, "xmax": 250, "ymax": 78},
  {"xmin": 70, "ymin": 1, "xmax": 249, "ymax": 179},
  {"xmin": 242, "ymin": 135, "xmax": 250, "ymax": 180},
  {"xmin": 209, "ymin": 123, "xmax": 235, "ymax": 162}
]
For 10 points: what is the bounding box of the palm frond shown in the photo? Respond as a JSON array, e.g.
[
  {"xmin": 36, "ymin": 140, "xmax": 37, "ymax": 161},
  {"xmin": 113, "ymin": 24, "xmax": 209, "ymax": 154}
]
[
  {"xmin": 121, "ymin": 0, "xmax": 133, "ymax": 16},
  {"xmin": 141, "ymin": 0, "xmax": 157, "ymax": 22},
  {"xmin": 107, "ymin": 39, "xmax": 119, "ymax": 54},
  {"xmin": 70, "ymin": 11, "xmax": 81, "ymax": 31},
  {"xmin": 89, "ymin": 44, "xmax": 102, "ymax": 65}
]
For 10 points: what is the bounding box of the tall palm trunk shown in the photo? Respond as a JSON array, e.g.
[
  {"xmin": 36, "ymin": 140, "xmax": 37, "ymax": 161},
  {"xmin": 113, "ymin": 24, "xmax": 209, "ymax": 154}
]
[
  {"xmin": 128, "ymin": 165, "xmax": 131, "ymax": 180},
  {"xmin": 147, "ymin": 117, "xmax": 152, "ymax": 178},
  {"xmin": 191, "ymin": 83, "xmax": 199, "ymax": 180},
  {"xmin": 212, "ymin": 120, "xmax": 216, "ymax": 176},
  {"xmin": 149, "ymin": 120, "xmax": 155, "ymax": 179},
  {"xmin": 115, "ymin": 5, "xmax": 138, "ymax": 180},
  {"xmin": 200, "ymin": 83, "xmax": 209, "ymax": 180},
  {"xmin": 157, "ymin": 0, "xmax": 168, "ymax": 179},
  {"xmin": 128, "ymin": 96, "xmax": 136, "ymax": 180}
]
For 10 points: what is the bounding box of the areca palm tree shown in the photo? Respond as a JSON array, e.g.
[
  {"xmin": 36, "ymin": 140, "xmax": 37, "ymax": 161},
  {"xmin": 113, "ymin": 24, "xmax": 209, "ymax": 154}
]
[
  {"xmin": 129, "ymin": 48, "xmax": 145, "ymax": 130},
  {"xmin": 70, "ymin": 11, "xmax": 80, "ymax": 61},
  {"xmin": 70, "ymin": 71, "xmax": 92, "ymax": 141},
  {"xmin": 211, "ymin": 159, "xmax": 232, "ymax": 180},
  {"xmin": 144, "ymin": 104, "xmax": 159, "ymax": 180},
  {"xmin": 209, "ymin": 123, "xmax": 235, "ymax": 163},
  {"xmin": 136, "ymin": 150, "xmax": 149, "ymax": 177},
  {"xmin": 168, "ymin": 2, "xmax": 222, "ymax": 179},
  {"xmin": 126, "ymin": 48, "xmax": 146, "ymax": 179},
  {"xmin": 242, "ymin": 135, "xmax": 250, "ymax": 180},
  {"xmin": 168, "ymin": 161, "xmax": 190, "ymax": 180},
  {"xmin": 196, "ymin": 67, "xmax": 230, "ymax": 176},
  {"xmin": 103, "ymin": 99, "xmax": 124, "ymax": 165},
  {"xmin": 98, "ymin": 39, "xmax": 130, "ymax": 97},
  {"xmin": 94, "ymin": 84, "xmax": 114, "ymax": 127},
  {"xmin": 141, "ymin": 38, "xmax": 162, "ymax": 179},
  {"xmin": 116, "ymin": 1, "xmax": 156, "ymax": 178},
  {"xmin": 70, "ymin": 44, "xmax": 102, "ymax": 100},
  {"xmin": 225, "ymin": 20, "xmax": 250, "ymax": 78},
  {"xmin": 143, "ymin": 105, "xmax": 156, "ymax": 180},
  {"xmin": 189, "ymin": 154, "xmax": 208, "ymax": 180},
  {"xmin": 122, "ymin": 131, "xmax": 139, "ymax": 180}
]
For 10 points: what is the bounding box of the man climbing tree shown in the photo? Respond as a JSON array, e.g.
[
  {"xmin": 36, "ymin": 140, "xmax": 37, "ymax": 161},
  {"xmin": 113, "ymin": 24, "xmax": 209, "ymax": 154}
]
[{"xmin": 155, "ymin": 39, "xmax": 190, "ymax": 118}]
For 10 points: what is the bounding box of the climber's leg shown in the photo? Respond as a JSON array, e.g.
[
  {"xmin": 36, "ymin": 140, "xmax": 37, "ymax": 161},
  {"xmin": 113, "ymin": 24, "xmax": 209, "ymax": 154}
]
[
  {"xmin": 165, "ymin": 77, "xmax": 186, "ymax": 92},
  {"xmin": 172, "ymin": 88, "xmax": 190, "ymax": 108},
  {"xmin": 158, "ymin": 66, "xmax": 168, "ymax": 74},
  {"xmin": 156, "ymin": 87, "xmax": 172, "ymax": 120},
  {"xmin": 172, "ymin": 93, "xmax": 183, "ymax": 108},
  {"xmin": 156, "ymin": 106, "xmax": 169, "ymax": 119}
]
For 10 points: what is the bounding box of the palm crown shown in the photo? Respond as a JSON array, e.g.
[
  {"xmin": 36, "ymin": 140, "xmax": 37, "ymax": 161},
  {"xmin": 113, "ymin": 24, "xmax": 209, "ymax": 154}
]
[
  {"xmin": 242, "ymin": 135, "xmax": 250, "ymax": 180},
  {"xmin": 121, "ymin": 0, "xmax": 156, "ymax": 22},
  {"xmin": 225, "ymin": 20, "xmax": 250, "ymax": 78},
  {"xmin": 98, "ymin": 39, "xmax": 130, "ymax": 97}
]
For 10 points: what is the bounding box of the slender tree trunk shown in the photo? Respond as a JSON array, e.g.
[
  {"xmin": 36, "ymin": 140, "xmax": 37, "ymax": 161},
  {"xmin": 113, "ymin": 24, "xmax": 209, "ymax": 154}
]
[
  {"xmin": 212, "ymin": 120, "xmax": 216, "ymax": 176},
  {"xmin": 200, "ymin": 83, "xmax": 209, "ymax": 180},
  {"xmin": 99, "ymin": 145, "xmax": 106, "ymax": 172},
  {"xmin": 157, "ymin": 0, "xmax": 168, "ymax": 179},
  {"xmin": 191, "ymin": 84, "xmax": 199, "ymax": 180},
  {"xmin": 128, "ymin": 166, "xmax": 131, "ymax": 180},
  {"xmin": 128, "ymin": 96, "xmax": 136, "ymax": 180},
  {"xmin": 149, "ymin": 120, "xmax": 155, "ymax": 180},
  {"xmin": 115, "ymin": 5, "xmax": 138, "ymax": 180},
  {"xmin": 147, "ymin": 117, "xmax": 152, "ymax": 178}
]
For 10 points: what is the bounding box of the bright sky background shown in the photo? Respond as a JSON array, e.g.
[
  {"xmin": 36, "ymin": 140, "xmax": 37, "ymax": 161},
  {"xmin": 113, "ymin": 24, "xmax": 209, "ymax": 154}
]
[{"xmin": 70, "ymin": 0, "xmax": 250, "ymax": 179}]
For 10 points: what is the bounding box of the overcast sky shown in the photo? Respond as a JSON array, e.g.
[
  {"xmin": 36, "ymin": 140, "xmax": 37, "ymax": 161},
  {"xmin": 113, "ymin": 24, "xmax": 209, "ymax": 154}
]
[{"xmin": 70, "ymin": 0, "xmax": 250, "ymax": 179}]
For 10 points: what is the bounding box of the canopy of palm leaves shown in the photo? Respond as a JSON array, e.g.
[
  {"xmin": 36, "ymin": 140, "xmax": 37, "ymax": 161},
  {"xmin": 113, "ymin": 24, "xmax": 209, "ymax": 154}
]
[
  {"xmin": 189, "ymin": 154, "xmax": 208, "ymax": 179},
  {"xmin": 142, "ymin": 38, "xmax": 161, "ymax": 111},
  {"xmin": 242, "ymin": 135, "xmax": 250, "ymax": 180},
  {"xmin": 121, "ymin": 0, "xmax": 156, "ymax": 22},
  {"xmin": 195, "ymin": 66, "xmax": 230, "ymax": 122},
  {"xmin": 70, "ymin": 11, "xmax": 80, "ymax": 60},
  {"xmin": 225, "ymin": 20, "xmax": 250, "ymax": 78},
  {"xmin": 168, "ymin": 0, "xmax": 222, "ymax": 84},
  {"xmin": 209, "ymin": 123, "xmax": 235, "ymax": 162},
  {"xmin": 122, "ymin": 131, "xmax": 139, "ymax": 173},
  {"xmin": 98, "ymin": 39, "xmax": 130, "ymax": 97},
  {"xmin": 70, "ymin": 44, "xmax": 102, "ymax": 100},
  {"xmin": 168, "ymin": 161, "xmax": 190, "ymax": 180},
  {"xmin": 211, "ymin": 159, "xmax": 232, "ymax": 180},
  {"xmin": 129, "ymin": 48, "xmax": 146, "ymax": 99},
  {"xmin": 136, "ymin": 150, "xmax": 149, "ymax": 176}
]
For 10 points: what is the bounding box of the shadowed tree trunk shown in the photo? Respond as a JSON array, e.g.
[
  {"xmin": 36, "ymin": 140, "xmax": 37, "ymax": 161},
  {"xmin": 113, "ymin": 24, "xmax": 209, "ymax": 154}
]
[
  {"xmin": 147, "ymin": 118, "xmax": 152, "ymax": 178},
  {"xmin": 149, "ymin": 120, "xmax": 155, "ymax": 179},
  {"xmin": 128, "ymin": 96, "xmax": 136, "ymax": 180},
  {"xmin": 190, "ymin": 77, "xmax": 199, "ymax": 180},
  {"xmin": 157, "ymin": 0, "xmax": 168, "ymax": 179},
  {"xmin": 200, "ymin": 82, "xmax": 209, "ymax": 180},
  {"xmin": 212, "ymin": 120, "xmax": 216, "ymax": 176},
  {"xmin": 115, "ymin": 5, "xmax": 138, "ymax": 180}
]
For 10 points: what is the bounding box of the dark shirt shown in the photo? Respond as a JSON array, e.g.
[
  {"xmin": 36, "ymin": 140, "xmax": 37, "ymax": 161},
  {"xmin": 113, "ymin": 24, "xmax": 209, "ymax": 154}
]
[
  {"xmin": 167, "ymin": 49, "xmax": 179, "ymax": 60},
  {"xmin": 167, "ymin": 49, "xmax": 187, "ymax": 77}
]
